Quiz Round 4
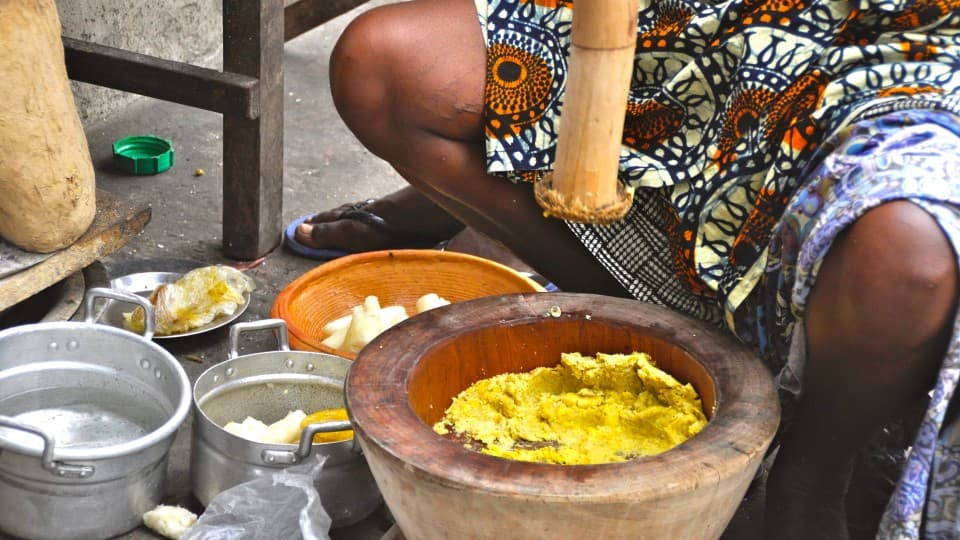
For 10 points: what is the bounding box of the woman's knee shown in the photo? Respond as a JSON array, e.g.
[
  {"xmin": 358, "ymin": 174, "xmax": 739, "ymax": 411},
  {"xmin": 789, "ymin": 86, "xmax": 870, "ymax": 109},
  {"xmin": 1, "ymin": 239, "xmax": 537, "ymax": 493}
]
[
  {"xmin": 329, "ymin": 8, "xmax": 396, "ymax": 142},
  {"xmin": 330, "ymin": 0, "xmax": 485, "ymax": 165},
  {"xmin": 809, "ymin": 200, "xmax": 958, "ymax": 355}
]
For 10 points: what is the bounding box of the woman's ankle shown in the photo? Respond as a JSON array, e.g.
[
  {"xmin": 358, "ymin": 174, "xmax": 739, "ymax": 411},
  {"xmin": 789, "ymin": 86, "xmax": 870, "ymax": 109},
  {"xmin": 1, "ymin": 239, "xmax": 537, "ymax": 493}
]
[{"xmin": 763, "ymin": 451, "xmax": 854, "ymax": 540}]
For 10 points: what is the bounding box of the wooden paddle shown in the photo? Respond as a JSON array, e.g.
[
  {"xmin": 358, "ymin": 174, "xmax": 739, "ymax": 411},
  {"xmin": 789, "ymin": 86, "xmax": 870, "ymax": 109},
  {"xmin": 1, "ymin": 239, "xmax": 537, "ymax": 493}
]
[{"xmin": 534, "ymin": 0, "xmax": 638, "ymax": 225}]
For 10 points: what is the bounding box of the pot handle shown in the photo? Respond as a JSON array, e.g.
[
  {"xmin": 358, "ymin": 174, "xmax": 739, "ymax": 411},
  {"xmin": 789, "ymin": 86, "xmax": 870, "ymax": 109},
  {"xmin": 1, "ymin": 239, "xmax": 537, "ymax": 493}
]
[
  {"xmin": 84, "ymin": 287, "xmax": 157, "ymax": 340},
  {"xmin": 0, "ymin": 416, "xmax": 95, "ymax": 479},
  {"xmin": 228, "ymin": 318, "xmax": 290, "ymax": 360},
  {"xmin": 261, "ymin": 420, "xmax": 356, "ymax": 465}
]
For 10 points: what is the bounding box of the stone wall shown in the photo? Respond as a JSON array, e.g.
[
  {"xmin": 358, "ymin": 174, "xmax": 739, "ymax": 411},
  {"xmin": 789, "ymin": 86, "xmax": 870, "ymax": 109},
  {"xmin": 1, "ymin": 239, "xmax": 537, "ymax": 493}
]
[{"xmin": 57, "ymin": 0, "xmax": 223, "ymax": 125}]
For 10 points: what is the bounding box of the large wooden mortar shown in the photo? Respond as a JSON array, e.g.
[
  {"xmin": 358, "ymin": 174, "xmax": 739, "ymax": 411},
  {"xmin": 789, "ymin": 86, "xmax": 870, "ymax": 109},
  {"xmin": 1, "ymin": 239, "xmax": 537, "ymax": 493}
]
[{"xmin": 347, "ymin": 293, "xmax": 779, "ymax": 539}]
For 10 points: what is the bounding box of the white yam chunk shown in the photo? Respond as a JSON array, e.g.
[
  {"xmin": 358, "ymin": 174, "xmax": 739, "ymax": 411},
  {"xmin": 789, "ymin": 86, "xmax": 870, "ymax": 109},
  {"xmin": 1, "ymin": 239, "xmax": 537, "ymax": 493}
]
[
  {"xmin": 322, "ymin": 313, "xmax": 354, "ymax": 336},
  {"xmin": 341, "ymin": 301, "xmax": 383, "ymax": 353},
  {"xmin": 142, "ymin": 505, "xmax": 197, "ymax": 539},
  {"xmin": 416, "ymin": 293, "xmax": 451, "ymax": 313},
  {"xmin": 379, "ymin": 305, "xmax": 409, "ymax": 329},
  {"xmin": 321, "ymin": 326, "xmax": 348, "ymax": 350},
  {"xmin": 265, "ymin": 409, "xmax": 308, "ymax": 444},
  {"xmin": 222, "ymin": 416, "xmax": 270, "ymax": 442}
]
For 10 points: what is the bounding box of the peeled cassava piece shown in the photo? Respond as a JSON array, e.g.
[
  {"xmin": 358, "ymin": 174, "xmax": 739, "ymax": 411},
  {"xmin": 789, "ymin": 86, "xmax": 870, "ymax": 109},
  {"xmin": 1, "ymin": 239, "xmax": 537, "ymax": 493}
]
[
  {"xmin": 0, "ymin": 0, "xmax": 96, "ymax": 253},
  {"xmin": 321, "ymin": 293, "xmax": 451, "ymax": 353}
]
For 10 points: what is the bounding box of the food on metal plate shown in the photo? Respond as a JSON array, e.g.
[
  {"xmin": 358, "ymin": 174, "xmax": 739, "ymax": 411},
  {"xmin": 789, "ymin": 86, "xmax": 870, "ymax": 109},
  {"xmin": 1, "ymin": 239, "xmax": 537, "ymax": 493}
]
[
  {"xmin": 122, "ymin": 265, "xmax": 255, "ymax": 336},
  {"xmin": 142, "ymin": 504, "xmax": 197, "ymax": 539},
  {"xmin": 434, "ymin": 351, "xmax": 707, "ymax": 465},
  {"xmin": 321, "ymin": 293, "xmax": 451, "ymax": 353}
]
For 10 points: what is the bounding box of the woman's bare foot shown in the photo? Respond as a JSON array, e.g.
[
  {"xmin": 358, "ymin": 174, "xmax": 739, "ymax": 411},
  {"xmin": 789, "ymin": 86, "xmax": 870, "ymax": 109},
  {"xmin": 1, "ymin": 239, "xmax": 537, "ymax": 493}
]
[{"xmin": 294, "ymin": 186, "xmax": 464, "ymax": 253}]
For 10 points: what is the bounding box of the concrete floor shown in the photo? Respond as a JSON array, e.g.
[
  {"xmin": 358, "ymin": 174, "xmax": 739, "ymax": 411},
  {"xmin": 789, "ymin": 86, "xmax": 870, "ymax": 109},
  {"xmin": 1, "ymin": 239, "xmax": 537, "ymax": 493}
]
[{"xmin": 0, "ymin": 1, "xmax": 768, "ymax": 538}]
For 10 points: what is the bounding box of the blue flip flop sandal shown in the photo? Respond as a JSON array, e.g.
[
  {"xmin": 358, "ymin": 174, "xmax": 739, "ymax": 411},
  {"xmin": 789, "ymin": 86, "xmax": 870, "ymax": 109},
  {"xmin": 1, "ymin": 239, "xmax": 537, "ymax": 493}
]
[
  {"xmin": 284, "ymin": 214, "xmax": 350, "ymax": 260},
  {"xmin": 284, "ymin": 200, "xmax": 445, "ymax": 261}
]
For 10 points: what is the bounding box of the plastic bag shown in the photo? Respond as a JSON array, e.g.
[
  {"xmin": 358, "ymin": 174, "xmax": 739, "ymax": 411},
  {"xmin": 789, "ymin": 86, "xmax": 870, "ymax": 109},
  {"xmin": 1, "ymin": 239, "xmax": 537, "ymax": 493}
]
[{"xmin": 181, "ymin": 454, "xmax": 332, "ymax": 540}]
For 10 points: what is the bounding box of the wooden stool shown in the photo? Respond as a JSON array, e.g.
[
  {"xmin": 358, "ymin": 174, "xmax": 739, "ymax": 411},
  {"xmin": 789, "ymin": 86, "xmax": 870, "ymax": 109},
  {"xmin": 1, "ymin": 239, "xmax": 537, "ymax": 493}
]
[{"xmin": 63, "ymin": 0, "xmax": 371, "ymax": 260}]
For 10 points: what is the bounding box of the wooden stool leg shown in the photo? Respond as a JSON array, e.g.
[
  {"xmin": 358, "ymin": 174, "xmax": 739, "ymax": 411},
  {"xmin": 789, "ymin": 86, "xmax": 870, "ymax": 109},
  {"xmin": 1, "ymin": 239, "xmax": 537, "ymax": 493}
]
[{"xmin": 222, "ymin": 0, "xmax": 284, "ymax": 260}]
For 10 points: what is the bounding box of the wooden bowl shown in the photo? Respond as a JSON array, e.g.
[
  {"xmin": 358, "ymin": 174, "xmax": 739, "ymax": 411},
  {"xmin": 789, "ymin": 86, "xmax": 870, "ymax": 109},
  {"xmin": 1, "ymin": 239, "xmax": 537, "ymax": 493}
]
[
  {"xmin": 346, "ymin": 292, "xmax": 779, "ymax": 540},
  {"xmin": 270, "ymin": 249, "xmax": 545, "ymax": 359}
]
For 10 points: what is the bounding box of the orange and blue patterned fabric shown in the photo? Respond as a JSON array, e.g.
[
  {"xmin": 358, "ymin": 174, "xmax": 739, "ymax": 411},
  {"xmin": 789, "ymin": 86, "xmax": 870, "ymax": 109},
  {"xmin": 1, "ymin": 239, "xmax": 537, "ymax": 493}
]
[
  {"xmin": 479, "ymin": 0, "xmax": 960, "ymax": 317},
  {"xmin": 477, "ymin": 0, "xmax": 960, "ymax": 536}
]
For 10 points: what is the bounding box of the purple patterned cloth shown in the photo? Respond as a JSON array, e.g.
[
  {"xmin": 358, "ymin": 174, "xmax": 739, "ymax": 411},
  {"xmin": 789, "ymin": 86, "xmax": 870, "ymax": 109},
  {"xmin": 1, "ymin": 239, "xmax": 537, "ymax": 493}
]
[{"xmin": 734, "ymin": 110, "xmax": 960, "ymax": 538}]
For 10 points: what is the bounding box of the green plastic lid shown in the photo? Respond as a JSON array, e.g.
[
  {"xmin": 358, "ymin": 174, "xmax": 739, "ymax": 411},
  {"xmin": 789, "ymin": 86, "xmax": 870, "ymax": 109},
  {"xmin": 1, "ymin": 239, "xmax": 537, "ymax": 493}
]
[{"xmin": 113, "ymin": 135, "xmax": 174, "ymax": 175}]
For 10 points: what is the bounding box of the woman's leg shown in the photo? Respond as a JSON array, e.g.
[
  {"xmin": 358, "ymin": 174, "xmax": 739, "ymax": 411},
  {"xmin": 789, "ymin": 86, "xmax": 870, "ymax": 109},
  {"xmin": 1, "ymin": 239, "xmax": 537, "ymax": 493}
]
[
  {"xmin": 765, "ymin": 200, "xmax": 958, "ymax": 539},
  {"xmin": 324, "ymin": 0, "xmax": 628, "ymax": 296}
]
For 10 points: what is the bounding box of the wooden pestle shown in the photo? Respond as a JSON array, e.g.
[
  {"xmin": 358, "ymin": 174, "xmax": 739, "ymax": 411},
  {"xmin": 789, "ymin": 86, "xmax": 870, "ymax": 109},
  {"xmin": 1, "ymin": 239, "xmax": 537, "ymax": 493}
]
[{"xmin": 534, "ymin": 0, "xmax": 638, "ymax": 225}]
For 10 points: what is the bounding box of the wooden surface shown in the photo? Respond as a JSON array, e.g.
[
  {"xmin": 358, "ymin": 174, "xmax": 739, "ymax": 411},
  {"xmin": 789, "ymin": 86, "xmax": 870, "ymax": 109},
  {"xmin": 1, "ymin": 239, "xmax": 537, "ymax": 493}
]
[
  {"xmin": 348, "ymin": 293, "xmax": 780, "ymax": 540},
  {"xmin": 0, "ymin": 189, "xmax": 150, "ymax": 313},
  {"xmin": 533, "ymin": 0, "xmax": 637, "ymax": 224}
]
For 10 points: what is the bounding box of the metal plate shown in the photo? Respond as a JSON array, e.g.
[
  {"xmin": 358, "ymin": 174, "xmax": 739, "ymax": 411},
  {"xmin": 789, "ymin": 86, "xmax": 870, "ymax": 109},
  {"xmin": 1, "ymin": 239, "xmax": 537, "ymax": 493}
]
[{"xmin": 97, "ymin": 271, "xmax": 251, "ymax": 339}]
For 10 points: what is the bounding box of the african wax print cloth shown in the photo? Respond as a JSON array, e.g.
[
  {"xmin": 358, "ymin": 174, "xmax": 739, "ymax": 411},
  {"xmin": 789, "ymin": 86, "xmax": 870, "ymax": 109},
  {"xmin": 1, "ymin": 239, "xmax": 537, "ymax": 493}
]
[
  {"xmin": 476, "ymin": 0, "xmax": 960, "ymax": 537},
  {"xmin": 476, "ymin": 0, "xmax": 960, "ymax": 325}
]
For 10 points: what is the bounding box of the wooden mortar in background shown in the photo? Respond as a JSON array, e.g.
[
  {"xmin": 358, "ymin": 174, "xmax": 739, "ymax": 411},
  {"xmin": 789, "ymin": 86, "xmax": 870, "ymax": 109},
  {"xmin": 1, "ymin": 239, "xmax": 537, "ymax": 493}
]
[{"xmin": 534, "ymin": 0, "xmax": 638, "ymax": 225}]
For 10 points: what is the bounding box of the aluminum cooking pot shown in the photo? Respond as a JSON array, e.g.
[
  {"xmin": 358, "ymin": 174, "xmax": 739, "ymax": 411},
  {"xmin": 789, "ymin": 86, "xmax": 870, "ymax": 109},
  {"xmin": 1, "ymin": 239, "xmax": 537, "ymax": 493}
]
[
  {"xmin": 191, "ymin": 319, "xmax": 381, "ymax": 529},
  {"xmin": 0, "ymin": 287, "xmax": 191, "ymax": 540}
]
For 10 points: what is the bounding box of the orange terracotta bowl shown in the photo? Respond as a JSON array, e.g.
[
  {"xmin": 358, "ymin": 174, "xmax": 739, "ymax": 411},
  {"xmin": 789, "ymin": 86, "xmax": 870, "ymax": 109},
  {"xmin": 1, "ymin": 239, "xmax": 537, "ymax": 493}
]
[
  {"xmin": 346, "ymin": 292, "xmax": 780, "ymax": 540},
  {"xmin": 270, "ymin": 249, "xmax": 545, "ymax": 359}
]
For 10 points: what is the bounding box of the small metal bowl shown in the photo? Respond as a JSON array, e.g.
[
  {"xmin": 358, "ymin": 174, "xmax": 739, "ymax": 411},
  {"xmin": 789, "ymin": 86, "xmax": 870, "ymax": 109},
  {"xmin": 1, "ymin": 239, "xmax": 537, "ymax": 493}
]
[
  {"xmin": 95, "ymin": 271, "xmax": 251, "ymax": 339},
  {"xmin": 110, "ymin": 271, "xmax": 180, "ymax": 295}
]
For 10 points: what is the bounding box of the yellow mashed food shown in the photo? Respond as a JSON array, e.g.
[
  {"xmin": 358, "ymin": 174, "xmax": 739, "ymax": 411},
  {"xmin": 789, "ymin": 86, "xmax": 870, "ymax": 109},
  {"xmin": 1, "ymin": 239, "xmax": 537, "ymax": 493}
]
[{"xmin": 433, "ymin": 351, "xmax": 707, "ymax": 465}]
